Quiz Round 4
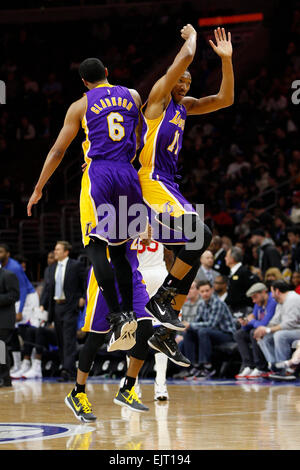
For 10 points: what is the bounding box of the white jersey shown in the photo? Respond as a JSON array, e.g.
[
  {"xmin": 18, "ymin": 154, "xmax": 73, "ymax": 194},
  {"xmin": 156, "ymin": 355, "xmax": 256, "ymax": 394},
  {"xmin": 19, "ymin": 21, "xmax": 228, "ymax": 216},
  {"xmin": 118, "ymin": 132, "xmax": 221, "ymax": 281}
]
[{"xmin": 130, "ymin": 238, "xmax": 168, "ymax": 298}]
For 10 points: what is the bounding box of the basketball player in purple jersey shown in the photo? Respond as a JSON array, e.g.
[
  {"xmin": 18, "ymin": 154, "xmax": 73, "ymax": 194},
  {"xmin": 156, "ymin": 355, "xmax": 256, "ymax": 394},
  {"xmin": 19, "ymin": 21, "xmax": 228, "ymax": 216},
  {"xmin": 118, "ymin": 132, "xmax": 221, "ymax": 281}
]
[
  {"xmin": 138, "ymin": 25, "xmax": 234, "ymax": 356},
  {"xmin": 27, "ymin": 58, "xmax": 147, "ymax": 352}
]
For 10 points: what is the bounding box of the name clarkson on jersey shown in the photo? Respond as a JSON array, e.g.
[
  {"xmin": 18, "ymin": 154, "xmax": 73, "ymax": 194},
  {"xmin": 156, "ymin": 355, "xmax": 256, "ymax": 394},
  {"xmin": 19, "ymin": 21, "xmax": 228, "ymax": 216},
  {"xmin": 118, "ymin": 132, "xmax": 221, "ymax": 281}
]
[{"xmin": 91, "ymin": 97, "xmax": 133, "ymax": 114}]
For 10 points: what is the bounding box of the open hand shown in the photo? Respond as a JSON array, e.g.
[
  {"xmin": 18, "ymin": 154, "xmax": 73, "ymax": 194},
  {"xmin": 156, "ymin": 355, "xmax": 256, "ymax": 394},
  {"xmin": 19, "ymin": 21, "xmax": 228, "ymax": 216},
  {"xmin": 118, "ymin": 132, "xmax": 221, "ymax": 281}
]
[{"xmin": 209, "ymin": 27, "xmax": 232, "ymax": 58}]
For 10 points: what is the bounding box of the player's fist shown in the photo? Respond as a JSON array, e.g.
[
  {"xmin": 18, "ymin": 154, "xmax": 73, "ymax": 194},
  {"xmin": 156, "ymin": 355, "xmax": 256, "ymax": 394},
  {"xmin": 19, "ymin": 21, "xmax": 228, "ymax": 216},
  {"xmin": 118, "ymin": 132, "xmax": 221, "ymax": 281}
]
[{"xmin": 181, "ymin": 24, "xmax": 197, "ymax": 41}]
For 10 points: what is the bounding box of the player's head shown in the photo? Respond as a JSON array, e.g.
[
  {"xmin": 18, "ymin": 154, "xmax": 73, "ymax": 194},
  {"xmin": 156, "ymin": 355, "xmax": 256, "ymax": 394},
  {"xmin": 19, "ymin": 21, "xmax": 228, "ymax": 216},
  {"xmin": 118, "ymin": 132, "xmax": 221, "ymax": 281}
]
[
  {"xmin": 171, "ymin": 69, "xmax": 192, "ymax": 103},
  {"xmin": 79, "ymin": 58, "xmax": 108, "ymax": 88}
]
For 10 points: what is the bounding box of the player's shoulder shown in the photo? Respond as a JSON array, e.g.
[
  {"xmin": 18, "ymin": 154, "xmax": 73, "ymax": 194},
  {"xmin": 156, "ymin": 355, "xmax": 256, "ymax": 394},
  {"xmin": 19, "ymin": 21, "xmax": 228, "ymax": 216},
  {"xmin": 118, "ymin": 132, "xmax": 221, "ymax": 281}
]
[
  {"xmin": 128, "ymin": 88, "xmax": 142, "ymax": 108},
  {"xmin": 67, "ymin": 95, "xmax": 87, "ymax": 119}
]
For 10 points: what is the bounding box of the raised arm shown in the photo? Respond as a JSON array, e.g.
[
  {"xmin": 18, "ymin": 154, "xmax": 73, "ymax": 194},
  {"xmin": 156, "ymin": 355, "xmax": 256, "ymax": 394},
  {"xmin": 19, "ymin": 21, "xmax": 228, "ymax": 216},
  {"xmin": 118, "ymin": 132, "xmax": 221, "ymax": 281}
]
[
  {"xmin": 183, "ymin": 27, "xmax": 234, "ymax": 115},
  {"xmin": 27, "ymin": 96, "xmax": 86, "ymax": 216},
  {"xmin": 145, "ymin": 24, "xmax": 197, "ymax": 118}
]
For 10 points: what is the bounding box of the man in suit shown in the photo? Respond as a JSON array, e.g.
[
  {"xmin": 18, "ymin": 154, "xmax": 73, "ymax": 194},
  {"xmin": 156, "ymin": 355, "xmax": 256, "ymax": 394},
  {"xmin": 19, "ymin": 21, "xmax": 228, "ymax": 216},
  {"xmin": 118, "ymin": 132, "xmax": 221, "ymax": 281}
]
[
  {"xmin": 195, "ymin": 250, "xmax": 219, "ymax": 284},
  {"xmin": 0, "ymin": 266, "xmax": 19, "ymax": 387},
  {"xmin": 40, "ymin": 241, "xmax": 86, "ymax": 380},
  {"xmin": 225, "ymin": 246, "xmax": 259, "ymax": 313},
  {"xmin": 209, "ymin": 235, "xmax": 230, "ymax": 275}
]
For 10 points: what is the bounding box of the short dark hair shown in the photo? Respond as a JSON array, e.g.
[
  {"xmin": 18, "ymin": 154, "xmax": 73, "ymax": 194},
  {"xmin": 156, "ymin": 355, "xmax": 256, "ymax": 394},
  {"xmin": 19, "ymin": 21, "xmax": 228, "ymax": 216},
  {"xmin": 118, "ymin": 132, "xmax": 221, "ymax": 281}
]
[
  {"xmin": 0, "ymin": 243, "xmax": 10, "ymax": 253},
  {"xmin": 79, "ymin": 58, "xmax": 106, "ymax": 83},
  {"xmin": 287, "ymin": 225, "xmax": 300, "ymax": 237},
  {"xmin": 214, "ymin": 275, "xmax": 228, "ymax": 285},
  {"xmin": 56, "ymin": 240, "xmax": 72, "ymax": 252},
  {"xmin": 271, "ymin": 280, "xmax": 291, "ymax": 293},
  {"xmin": 198, "ymin": 280, "xmax": 212, "ymax": 288}
]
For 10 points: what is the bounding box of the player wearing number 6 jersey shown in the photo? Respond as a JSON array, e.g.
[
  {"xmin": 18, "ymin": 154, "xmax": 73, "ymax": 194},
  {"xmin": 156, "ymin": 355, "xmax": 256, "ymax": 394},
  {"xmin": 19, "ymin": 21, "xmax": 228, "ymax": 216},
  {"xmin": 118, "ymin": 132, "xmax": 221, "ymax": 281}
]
[
  {"xmin": 138, "ymin": 24, "xmax": 234, "ymax": 349},
  {"xmin": 27, "ymin": 58, "xmax": 146, "ymax": 352}
]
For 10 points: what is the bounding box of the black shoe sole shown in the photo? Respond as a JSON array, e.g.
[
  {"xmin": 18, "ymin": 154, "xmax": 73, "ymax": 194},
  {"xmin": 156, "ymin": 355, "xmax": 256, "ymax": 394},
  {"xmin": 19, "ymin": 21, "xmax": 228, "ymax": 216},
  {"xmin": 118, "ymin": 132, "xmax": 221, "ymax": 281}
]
[
  {"xmin": 148, "ymin": 338, "xmax": 190, "ymax": 367},
  {"xmin": 145, "ymin": 306, "xmax": 186, "ymax": 331}
]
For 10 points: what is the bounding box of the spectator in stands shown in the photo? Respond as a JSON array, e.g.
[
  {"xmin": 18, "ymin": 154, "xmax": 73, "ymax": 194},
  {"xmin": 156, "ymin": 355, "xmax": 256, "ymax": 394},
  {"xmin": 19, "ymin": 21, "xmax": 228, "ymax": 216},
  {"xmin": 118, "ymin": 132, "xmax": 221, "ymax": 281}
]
[
  {"xmin": 273, "ymin": 211, "xmax": 291, "ymax": 244},
  {"xmin": 209, "ymin": 235, "xmax": 230, "ymax": 275},
  {"xmin": 289, "ymin": 191, "xmax": 300, "ymax": 224},
  {"xmin": 254, "ymin": 280, "xmax": 300, "ymax": 379},
  {"xmin": 195, "ymin": 250, "xmax": 219, "ymax": 284},
  {"xmin": 40, "ymin": 240, "xmax": 86, "ymax": 381},
  {"xmin": 291, "ymin": 271, "xmax": 300, "ymax": 294},
  {"xmin": 16, "ymin": 116, "xmax": 36, "ymax": 140},
  {"xmin": 213, "ymin": 275, "xmax": 228, "ymax": 302},
  {"xmin": 234, "ymin": 282, "xmax": 277, "ymax": 380},
  {"xmin": 287, "ymin": 225, "xmax": 300, "ymax": 271},
  {"xmin": 264, "ymin": 267, "xmax": 284, "ymax": 290},
  {"xmin": 225, "ymin": 246, "xmax": 259, "ymax": 313},
  {"xmin": 0, "ymin": 266, "xmax": 19, "ymax": 387},
  {"xmin": 181, "ymin": 280, "xmax": 236, "ymax": 380},
  {"xmin": 250, "ymin": 229, "xmax": 282, "ymax": 276},
  {"xmin": 0, "ymin": 243, "xmax": 40, "ymax": 377}
]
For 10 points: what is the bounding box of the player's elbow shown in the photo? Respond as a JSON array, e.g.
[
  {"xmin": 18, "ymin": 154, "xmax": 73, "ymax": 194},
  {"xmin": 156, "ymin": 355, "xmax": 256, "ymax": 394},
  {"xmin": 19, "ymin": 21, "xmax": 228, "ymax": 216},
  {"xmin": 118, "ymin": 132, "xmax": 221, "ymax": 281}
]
[{"xmin": 218, "ymin": 93, "xmax": 234, "ymax": 108}]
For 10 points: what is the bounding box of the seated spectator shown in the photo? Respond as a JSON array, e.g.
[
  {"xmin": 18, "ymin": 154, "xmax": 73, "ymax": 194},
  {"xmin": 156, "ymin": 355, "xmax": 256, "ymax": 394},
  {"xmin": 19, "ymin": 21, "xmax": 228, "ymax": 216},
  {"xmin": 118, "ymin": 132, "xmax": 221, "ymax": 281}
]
[
  {"xmin": 250, "ymin": 229, "xmax": 282, "ymax": 276},
  {"xmin": 264, "ymin": 267, "xmax": 284, "ymax": 290},
  {"xmin": 291, "ymin": 271, "xmax": 300, "ymax": 294},
  {"xmin": 195, "ymin": 250, "xmax": 219, "ymax": 284},
  {"xmin": 174, "ymin": 281, "xmax": 202, "ymax": 378},
  {"xmin": 287, "ymin": 225, "xmax": 300, "ymax": 271},
  {"xmin": 254, "ymin": 280, "xmax": 300, "ymax": 379},
  {"xmin": 288, "ymin": 191, "xmax": 300, "ymax": 224},
  {"xmin": 234, "ymin": 282, "xmax": 277, "ymax": 380},
  {"xmin": 213, "ymin": 275, "xmax": 228, "ymax": 302},
  {"xmin": 225, "ymin": 246, "xmax": 259, "ymax": 313},
  {"xmin": 181, "ymin": 280, "xmax": 236, "ymax": 380}
]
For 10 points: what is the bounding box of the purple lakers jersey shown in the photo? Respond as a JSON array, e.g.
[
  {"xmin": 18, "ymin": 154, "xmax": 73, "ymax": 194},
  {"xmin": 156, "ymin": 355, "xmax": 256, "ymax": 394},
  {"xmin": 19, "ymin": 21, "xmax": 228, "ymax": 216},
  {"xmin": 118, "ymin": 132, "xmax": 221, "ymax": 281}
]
[
  {"xmin": 82, "ymin": 84, "xmax": 139, "ymax": 163},
  {"xmin": 139, "ymin": 98, "xmax": 187, "ymax": 177}
]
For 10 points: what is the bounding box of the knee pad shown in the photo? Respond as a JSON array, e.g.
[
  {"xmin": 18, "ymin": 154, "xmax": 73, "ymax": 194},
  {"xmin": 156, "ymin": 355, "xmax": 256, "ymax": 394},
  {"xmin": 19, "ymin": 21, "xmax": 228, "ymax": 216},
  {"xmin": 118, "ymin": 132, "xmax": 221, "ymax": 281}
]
[
  {"xmin": 129, "ymin": 320, "xmax": 154, "ymax": 361},
  {"xmin": 78, "ymin": 332, "xmax": 107, "ymax": 373}
]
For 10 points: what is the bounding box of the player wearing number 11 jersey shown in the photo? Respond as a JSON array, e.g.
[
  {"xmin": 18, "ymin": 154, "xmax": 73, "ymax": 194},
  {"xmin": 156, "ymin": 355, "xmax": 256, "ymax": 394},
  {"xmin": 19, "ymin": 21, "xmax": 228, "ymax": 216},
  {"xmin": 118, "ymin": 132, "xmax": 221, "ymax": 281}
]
[
  {"xmin": 27, "ymin": 58, "xmax": 146, "ymax": 352},
  {"xmin": 138, "ymin": 24, "xmax": 234, "ymax": 350}
]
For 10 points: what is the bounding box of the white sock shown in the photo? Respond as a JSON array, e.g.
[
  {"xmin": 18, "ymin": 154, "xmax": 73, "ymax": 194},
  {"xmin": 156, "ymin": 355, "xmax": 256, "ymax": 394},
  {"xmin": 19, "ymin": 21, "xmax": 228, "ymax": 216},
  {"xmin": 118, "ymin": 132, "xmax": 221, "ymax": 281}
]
[
  {"xmin": 12, "ymin": 351, "xmax": 21, "ymax": 369},
  {"xmin": 155, "ymin": 352, "xmax": 168, "ymax": 385}
]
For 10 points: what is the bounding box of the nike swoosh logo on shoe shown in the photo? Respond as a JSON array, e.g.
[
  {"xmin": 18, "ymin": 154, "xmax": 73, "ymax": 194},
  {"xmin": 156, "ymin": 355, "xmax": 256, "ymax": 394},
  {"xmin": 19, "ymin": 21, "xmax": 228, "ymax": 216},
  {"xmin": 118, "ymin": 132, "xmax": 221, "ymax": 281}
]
[
  {"xmin": 155, "ymin": 303, "xmax": 166, "ymax": 316},
  {"xmin": 164, "ymin": 342, "xmax": 177, "ymax": 356},
  {"xmin": 70, "ymin": 397, "xmax": 82, "ymax": 413},
  {"xmin": 121, "ymin": 393, "xmax": 134, "ymax": 404}
]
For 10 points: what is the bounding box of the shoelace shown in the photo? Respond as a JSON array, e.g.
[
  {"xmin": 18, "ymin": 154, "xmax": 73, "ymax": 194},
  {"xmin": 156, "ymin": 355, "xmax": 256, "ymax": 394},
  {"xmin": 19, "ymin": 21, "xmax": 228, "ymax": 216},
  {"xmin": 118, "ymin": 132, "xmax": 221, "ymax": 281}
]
[
  {"xmin": 76, "ymin": 393, "xmax": 93, "ymax": 413},
  {"xmin": 128, "ymin": 387, "xmax": 142, "ymax": 404}
]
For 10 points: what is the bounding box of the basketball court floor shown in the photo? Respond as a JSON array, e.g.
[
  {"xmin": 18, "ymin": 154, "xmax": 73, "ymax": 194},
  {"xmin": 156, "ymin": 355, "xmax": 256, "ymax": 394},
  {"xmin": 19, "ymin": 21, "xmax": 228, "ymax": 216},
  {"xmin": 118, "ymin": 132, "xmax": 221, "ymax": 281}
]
[{"xmin": 1, "ymin": 377, "xmax": 300, "ymax": 451}]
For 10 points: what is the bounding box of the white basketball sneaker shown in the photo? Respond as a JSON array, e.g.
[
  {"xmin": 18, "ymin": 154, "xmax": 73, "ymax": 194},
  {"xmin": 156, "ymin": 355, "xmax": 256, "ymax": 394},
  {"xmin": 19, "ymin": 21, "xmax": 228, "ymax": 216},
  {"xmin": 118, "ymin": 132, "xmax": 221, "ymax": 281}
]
[
  {"xmin": 154, "ymin": 382, "xmax": 169, "ymax": 401},
  {"xmin": 23, "ymin": 359, "xmax": 43, "ymax": 379},
  {"xmin": 10, "ymin": 359, "xmax": 31, "ymax": 379}
]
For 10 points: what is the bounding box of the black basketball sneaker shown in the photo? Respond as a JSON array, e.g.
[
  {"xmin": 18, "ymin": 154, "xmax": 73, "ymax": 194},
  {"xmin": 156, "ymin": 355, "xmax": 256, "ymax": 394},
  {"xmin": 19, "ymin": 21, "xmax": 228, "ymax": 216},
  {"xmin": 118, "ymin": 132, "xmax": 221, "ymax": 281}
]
[
  {"xmin": 148, "ymin": 326, "xmax": 191, "ymax": 367},
  {"xmin": 145, "ymin": 286, "xmax": 185, "ymax": 331},
  {"xmin": 107, "ymin": 311, "xmax": 137, "ymax": 352}
]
